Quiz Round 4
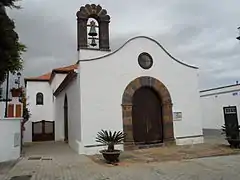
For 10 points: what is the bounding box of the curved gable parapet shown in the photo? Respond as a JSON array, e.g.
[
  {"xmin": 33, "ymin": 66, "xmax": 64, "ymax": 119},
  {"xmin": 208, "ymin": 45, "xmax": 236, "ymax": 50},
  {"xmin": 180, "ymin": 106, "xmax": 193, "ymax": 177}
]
[{"xmin": 77, "ymin": 36, "xmax": 198, "ymax": 69}]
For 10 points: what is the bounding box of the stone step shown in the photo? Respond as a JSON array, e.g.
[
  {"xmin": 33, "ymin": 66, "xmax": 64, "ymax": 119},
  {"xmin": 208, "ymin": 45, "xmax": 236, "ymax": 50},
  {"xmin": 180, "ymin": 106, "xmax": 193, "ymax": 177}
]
[{"xmin": 124, "ymin": 143, "xmax": 165, "ymax": 151}]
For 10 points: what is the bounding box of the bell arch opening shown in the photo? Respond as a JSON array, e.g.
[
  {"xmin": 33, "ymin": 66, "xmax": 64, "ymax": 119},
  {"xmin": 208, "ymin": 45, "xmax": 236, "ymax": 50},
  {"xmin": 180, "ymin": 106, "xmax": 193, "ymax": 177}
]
[
  {"xmin": 122, "ymin": 76, "xmax": 174, "ymax": 147},
  {"xmin": 87, "ymin": 18, "xmax": 99, "ymax": 49},
  {"xmin": 76, "ymin": 4, "xmax": 110, "ymax": 50}
]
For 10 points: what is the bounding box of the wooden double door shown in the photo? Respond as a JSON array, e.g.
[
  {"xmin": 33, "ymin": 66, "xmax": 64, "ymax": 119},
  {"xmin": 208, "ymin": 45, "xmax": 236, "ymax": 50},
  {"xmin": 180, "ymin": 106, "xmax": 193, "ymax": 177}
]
[
  {"xmin": 132, "ymin": 87, "xmax": 163, "ymax": 144},
  {"xmin": 32, "ymin": 120, "xmax": 55, "ymax": 141}
]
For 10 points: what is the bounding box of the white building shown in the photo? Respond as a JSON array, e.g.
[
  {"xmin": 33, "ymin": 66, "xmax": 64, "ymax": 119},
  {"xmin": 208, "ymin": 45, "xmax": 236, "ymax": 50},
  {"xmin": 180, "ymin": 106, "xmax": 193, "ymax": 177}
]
[
  {"xmin": 0, "ymin": 89, "xmax": 23, "ymax": 119},
  {"xmin": 24, "ymin": 4, "xmax": 203, "ymax": 155},
  {"xmin": 200, "ymin": 83, "xmax": 240, "ymax": 133}
]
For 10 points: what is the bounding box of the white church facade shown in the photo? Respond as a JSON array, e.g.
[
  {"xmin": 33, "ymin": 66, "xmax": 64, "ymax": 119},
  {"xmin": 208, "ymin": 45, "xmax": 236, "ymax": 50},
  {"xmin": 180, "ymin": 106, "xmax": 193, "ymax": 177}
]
[{"xmin": 24, "ymin": 4, "xmax": 203, "ymax": 155}]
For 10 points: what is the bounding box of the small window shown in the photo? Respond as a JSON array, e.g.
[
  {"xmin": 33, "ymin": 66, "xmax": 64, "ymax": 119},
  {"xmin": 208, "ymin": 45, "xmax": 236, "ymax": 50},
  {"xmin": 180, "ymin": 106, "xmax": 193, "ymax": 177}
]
[
  {"xmin": 138, "ymin": 52, "xmax": 153, "ymax": 69},
  {"xmin": 36, "ymin": 92, "xmax": 44, "ymax": 105},
  {"xmin": 224, "ymin": 107, "xmax": 236, "ymax": 114}
]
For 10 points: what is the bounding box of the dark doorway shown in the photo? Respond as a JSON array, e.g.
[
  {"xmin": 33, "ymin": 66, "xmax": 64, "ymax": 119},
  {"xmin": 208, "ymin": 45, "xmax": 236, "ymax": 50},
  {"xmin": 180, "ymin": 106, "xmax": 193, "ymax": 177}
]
[
  {"xmin": 32, "ymin": 120, "xmax": 54, "ymax": 141},
  {"xmin": 132, "ymin": 87, "xmax": 163, "ymax": 144},
  {"xmin": 64, "ymin": 94, "xmax": 68, "ymax": 143},
  {"xmin": 223, "ymin": 106, "xmax": 239, "ymax": 138}
]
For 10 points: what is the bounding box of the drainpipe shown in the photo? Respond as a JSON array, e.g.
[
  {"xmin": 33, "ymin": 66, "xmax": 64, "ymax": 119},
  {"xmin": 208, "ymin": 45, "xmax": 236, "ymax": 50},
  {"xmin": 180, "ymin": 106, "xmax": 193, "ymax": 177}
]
[{"xmin": 4, "ymin": 72, "xmax": 9, "ymax": 118}]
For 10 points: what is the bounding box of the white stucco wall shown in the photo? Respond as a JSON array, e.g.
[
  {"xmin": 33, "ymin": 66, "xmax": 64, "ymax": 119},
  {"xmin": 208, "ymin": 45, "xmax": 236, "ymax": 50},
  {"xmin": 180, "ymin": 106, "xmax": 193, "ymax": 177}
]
[
  {"xmin": 26, "ymin": 81, "xmax": 54, "ymax": 122},
  {"xmin": 54, "ymin": 93, "xmax": 64, "ymax": 142},
  {"xmin": 55, "ymin": 75, "xmax": 81, "ymax": 153},
  {"xmin": 79, "ymin": 49, "xmax": 110, "ymax": 60},
  {"xmin": 79, "ymin": 37, "xmax": 203, "ymax": 154},
  {"xmin": 0, "ymin": 101, "xmax": 5, "ymax": 118},
  {"xmin": 23, "ymin": 120, "xmax": 32, "ymax": 142},
  {"xmin": 0, "ymin": 118, "xmax": 21, "ymax": 162},
  {"xmin": 24, "ymin": 81, "xmax": 53, "ymax": 142},
  {"xmin": 200, "ymin": 84, "xmax": 240, "ymax": 130},
  {"xmin": 50, "ymin": 74, "xmax": 67, "ymax": 92}
]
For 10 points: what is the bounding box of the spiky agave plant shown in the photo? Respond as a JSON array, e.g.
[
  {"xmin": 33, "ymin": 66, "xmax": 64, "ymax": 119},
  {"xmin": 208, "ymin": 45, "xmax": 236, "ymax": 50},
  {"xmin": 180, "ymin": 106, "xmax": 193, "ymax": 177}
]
[
  {"xmin": 222, "ymin": 124, "xmax": 240, "ymax": 139},
  {"xmin": 96, "ymin": 130, "xmax": 125, "ymax": 152}
]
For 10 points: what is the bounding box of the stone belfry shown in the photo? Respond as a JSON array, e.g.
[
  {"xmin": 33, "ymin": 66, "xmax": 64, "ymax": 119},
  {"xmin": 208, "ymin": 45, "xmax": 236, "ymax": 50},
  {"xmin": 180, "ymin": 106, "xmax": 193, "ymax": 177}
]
[{"xmin": 76, "ymin": 4, "xmax": 110, "ymax": 51}]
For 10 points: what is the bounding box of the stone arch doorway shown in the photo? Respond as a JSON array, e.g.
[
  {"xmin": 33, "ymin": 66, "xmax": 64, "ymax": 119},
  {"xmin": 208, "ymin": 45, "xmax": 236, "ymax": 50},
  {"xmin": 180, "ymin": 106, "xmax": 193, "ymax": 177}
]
[
  {"xmin": 122, "ymin": 76, "xmax": 174, "ymax": 146},
  {"xmin": 132, "ymin": 86, "xmax": 163, "ymax": 144},
  {"xmin": 64, "ymin": 94, "xmax": 68, "ymax": 143}
]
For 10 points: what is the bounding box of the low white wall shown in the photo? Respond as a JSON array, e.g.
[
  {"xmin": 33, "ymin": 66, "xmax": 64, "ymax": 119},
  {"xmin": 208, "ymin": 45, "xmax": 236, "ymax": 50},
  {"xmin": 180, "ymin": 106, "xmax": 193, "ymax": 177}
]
[
  {"xmin": 0, "ymin": 101, "xmax": 5, "ymax": 118},
  {"xmin": 0, "ymin": 118, "xmax": 21, "ymax": 162},
  {"xmin": 200, "ymin": 85, "xmax": 240, "ymax": 129},
  {"xmin": 23, "ymin": 121, "xmax": 32, "ymax": 143}
]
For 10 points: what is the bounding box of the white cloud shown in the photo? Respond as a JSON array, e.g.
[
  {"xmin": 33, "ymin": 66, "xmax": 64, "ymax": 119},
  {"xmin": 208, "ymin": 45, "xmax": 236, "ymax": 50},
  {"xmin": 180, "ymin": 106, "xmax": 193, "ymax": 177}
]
[{"xmin": 4, "ymin": 0, "xmax": 240, "ymax": 89}]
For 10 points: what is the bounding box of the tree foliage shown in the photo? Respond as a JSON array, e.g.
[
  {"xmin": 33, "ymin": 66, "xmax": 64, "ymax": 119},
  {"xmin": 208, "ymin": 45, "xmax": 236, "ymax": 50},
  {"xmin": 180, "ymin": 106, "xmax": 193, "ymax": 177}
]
[
  {"xmin": 22, "ymin": 90, "xmax": 30, "ymax": 121},
  {"xmin": 0, "ymin": 0, "xmax": 26, "ymax": 84},
  {"xmin": 0, "ymin": 0, "xmax": 20, "ymax": 8},
  {"xmin": 20, "ymin": 88, "xmax": 31, "ymax": 131}
]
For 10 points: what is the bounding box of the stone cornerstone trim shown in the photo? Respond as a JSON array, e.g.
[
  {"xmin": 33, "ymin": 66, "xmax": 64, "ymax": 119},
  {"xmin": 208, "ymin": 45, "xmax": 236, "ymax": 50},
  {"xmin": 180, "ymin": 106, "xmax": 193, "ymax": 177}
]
[{"xmin": 122, "ymin": 76, "xmax": 174, "ymax": 146}]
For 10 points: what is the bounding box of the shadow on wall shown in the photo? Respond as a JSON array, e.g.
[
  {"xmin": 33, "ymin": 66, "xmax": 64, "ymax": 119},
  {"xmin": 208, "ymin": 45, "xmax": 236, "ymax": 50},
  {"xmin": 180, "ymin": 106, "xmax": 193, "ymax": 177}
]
[{"xmin": 203, "ymin": 129, "xmax": 222, "ymax": 137}]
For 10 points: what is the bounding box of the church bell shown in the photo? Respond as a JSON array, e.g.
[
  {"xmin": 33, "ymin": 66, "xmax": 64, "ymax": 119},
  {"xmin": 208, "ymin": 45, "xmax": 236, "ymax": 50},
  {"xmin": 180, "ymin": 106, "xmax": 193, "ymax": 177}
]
[
  {"xmin": 88, "ymin": 21, "xmax": 97, "ymax": 37},
  {"xmin": 90, "ymin": 37, "xmax": 97, "ymax": 47}
]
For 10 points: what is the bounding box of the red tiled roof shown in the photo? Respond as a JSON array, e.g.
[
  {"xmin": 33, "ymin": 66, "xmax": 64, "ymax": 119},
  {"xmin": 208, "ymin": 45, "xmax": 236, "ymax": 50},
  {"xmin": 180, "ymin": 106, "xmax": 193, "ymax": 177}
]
[
  {"xmin": 25, "ymin": 63, "xmax": 79, "ymax": 82},
  {"xmin": 53, "ymin": 64, "xmax": 78, "ymax": 73},
  {"xmin": 24, "ymin": 72, "xmax": 52, "ymax": 81}
]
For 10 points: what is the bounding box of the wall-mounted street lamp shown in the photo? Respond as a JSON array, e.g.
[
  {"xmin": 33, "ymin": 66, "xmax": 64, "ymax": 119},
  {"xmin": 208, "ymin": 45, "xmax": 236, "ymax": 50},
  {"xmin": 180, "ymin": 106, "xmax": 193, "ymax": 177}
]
[
  {"xmin": 14, "ymin": 72, "xmax": 22, "ymax": 102},
  {"xmin": 15, "ymin": 72, "xmax": 21, "ymax": 88}
]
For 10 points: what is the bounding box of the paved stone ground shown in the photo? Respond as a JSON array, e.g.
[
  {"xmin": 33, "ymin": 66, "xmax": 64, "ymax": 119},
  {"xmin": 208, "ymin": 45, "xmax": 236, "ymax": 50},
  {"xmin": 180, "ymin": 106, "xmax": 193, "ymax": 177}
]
[
  {"xmin": 90, "ymin": 133, "xmax": 240, "ymax": 164},
  {"xmin": 2, "ymin": 141, "xmax": 240, "ymax": 180},
  {"xmin": 0, "ymin": 160, "xmax": 18, "ymax": 180}
]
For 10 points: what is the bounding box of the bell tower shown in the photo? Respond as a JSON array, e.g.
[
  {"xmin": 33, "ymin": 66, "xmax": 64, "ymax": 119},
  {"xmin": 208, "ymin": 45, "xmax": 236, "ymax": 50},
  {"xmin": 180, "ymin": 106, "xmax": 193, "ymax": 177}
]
[{"xmin": 76, "ymin": 4, "xmax": 110, "ymax": 51}]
